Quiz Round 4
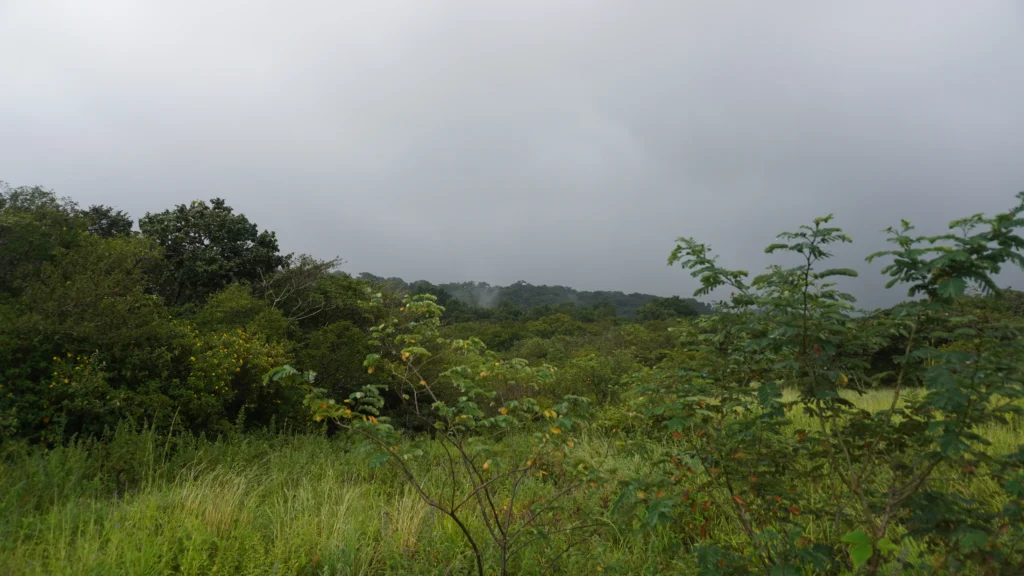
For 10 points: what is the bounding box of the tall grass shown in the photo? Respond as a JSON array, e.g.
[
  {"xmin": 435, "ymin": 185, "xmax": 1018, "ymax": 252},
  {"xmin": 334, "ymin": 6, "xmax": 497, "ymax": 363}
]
[
  {"xmin": 2, "ymin": 389, "xmax": 1022, "ymax": 574},
  {"xmin": 0, "ymin": 424, "xmax": 617, "ymax": 575}
]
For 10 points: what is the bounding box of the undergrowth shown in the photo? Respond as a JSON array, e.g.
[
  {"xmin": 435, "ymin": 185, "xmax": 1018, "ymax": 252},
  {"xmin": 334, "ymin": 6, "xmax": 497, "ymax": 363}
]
[{"xmin": 1, "ymin": 402, "xmax": 1020, "ymax": 575}]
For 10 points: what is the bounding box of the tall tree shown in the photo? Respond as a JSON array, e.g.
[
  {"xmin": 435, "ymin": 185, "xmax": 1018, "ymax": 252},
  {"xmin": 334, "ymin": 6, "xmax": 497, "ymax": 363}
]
[
  {"xmin": 80, "ymin": 204, "xmax": 133, "ymax": 238},
  {"xmin": 139, "ymin": 198, "xmax": 287, "ymax": 306},
  {"xmin": 0, "ymin": 184, "xmax": 85, "ymax": 294}
]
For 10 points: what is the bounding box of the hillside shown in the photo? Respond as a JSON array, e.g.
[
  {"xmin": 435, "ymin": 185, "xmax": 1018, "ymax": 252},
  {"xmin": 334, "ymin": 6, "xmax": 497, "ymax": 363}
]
[{"xmin": 355, "ymin": 274, "xmax": 714, "ymax": 317}]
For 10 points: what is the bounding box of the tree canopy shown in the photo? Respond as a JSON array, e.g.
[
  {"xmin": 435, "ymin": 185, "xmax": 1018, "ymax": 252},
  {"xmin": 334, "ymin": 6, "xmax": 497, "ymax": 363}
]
[{"xmin": 139, "ymin": 198, "xmax": 288, "ymax": 306}]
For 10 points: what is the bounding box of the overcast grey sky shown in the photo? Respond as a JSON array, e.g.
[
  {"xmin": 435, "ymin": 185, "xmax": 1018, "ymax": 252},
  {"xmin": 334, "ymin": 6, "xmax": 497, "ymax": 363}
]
[{"xmin": 2, "ymin": 0, "xmax": 1022, "ymax": 310}]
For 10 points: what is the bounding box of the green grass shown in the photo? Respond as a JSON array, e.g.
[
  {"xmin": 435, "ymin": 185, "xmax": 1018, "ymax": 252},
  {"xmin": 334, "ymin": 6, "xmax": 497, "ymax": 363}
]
[
  {"xmin": 780, "ymin": 387, "xmax": 1024, "ymax": 456},
  {"xmin": 2, "ymin": 389, "xmax": 1022, "ymax": 575},
  {"xmin": 0, "ymin": 426, "xmax": 638, "ymax": 575}
]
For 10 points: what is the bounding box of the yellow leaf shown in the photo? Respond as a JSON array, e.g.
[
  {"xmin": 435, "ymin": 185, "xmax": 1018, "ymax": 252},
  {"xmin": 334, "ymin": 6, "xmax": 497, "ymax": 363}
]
[
  {"xmin": 482, "ymin": 460, "xmax": 491, "ymax": 470},
  {"xmin": 550, "ymin": 427, "xmax": 562, "ymax": 435},
  {"xmin": 566, "ymin": 440, "xmax": 574, "ymax": 448},
  {"xmin": 480, "ymin": 371, "xmax": 488, "ymax": 377},
  {"xmin": 499, "ymin": 407, "xmax": 508, "ymax": 415}
]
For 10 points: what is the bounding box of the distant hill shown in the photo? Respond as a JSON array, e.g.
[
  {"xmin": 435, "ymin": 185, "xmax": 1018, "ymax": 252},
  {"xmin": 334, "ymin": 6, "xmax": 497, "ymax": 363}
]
[{"xmin": 355, "ymin": 274, "xmax": 713, "ymax": 317}]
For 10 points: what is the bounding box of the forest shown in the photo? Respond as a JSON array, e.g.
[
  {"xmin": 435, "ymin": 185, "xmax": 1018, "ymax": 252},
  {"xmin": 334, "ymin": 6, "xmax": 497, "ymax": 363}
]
[{"xmin": 2, "ymin": 181, "xmax": 1024, "ymax": 575}]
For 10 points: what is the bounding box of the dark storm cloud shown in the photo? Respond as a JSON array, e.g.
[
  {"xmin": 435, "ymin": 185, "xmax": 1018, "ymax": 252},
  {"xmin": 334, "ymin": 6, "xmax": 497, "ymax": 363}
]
[{"xmin": 2, "ymin": 0, "xmax": 1022, "ymax": 310}]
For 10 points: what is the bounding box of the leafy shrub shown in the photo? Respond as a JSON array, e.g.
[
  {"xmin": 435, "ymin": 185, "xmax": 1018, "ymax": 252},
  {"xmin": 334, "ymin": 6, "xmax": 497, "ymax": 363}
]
[
  {"xmin": 548, "ymin": 351, "xmax": 637, "ymax": 404},
  {"xmin": 276, "ymin": 293, "xmax": 607, "ymax": 575},
  {"xmin": 193, "ymin": 283, "xmax": 291, "ymax": 344},
  {"xmin": 296, "ymin": 320, "xmax": 380, "ymax": 413},
  {"xmin": 524, "ymin": 313, "xmax": 585, "ymax": 339},
  {"xmin": 181, "ymin": 326, "xmax": 298, "ymax": 434},
  {"xmin": 617, "ymin": 195, "xmax": 1024, "ymax": 573}
]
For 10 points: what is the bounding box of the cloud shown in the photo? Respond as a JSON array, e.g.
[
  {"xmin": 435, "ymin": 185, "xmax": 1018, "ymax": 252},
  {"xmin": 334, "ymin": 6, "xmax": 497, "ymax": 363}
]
[{"xmin": 2, "ymin": 0, "xmax": 1023, "ymax": 310}]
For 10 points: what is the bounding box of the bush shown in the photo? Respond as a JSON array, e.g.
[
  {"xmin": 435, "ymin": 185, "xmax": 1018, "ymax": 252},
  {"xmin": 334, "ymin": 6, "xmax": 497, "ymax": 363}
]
[{"xmin": 193, "ymin": 283, "xmax": 291, "ymax": 344}]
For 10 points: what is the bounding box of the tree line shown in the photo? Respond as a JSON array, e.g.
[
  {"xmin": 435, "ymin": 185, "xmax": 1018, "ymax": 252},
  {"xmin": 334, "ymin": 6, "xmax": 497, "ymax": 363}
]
[{"xmin": 0, "ymin": 182, "xmax": 706, "ymax": 443}]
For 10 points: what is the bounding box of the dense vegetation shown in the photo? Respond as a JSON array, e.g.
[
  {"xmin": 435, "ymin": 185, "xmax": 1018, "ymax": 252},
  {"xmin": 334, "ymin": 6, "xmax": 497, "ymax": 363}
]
[
  {"xmin": 359, "ymin": 275, "xmax": 714, "ymax": 319},
  {"xmin": 2, "ymin": 180, "xmax": 1024, "ymax": 575}
]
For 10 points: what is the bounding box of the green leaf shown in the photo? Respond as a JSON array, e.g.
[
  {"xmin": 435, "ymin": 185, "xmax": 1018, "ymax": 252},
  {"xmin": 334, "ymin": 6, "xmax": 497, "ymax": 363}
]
[
  {"xmin": 877, "ymin": 538, "xmax": 898, "ymax": 554},
  {"xmin": 368, "ymin": 452, "xmax": 390, "ymax": 469},
  {"xmin": 645, "ymin": 498, "xmax": 674, "ymax": 527},
  {"xmin": 937, "ymin": 277, "xmax": 967, "ymax": 299},
  {"xmin": 841, "ymin": 529, "xmax": 874, "ymax": 569},
  {"xmin": 959, "ymin": 530, "xmax": 988, "ymax": 553}
]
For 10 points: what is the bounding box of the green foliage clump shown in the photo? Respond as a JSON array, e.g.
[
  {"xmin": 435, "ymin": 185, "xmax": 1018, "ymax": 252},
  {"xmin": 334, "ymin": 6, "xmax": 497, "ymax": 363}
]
[
  {"xmin": 193, "ymin": 283, "xmax": 290, "ymax": 343},
  {"xmin": 0, "ymin": 188, "xmax": 331, "ymax": 441},
  {"xmin": 295, "ymin": 320, "xmax": 379, "ymax": 413},
  {"xmin": 615, "ymin": 194, "xmax": 1024, "ymax": 574},
  {"xmin": 524, "ymin": 313, "xmax": 585, "ymax": 339},
  {"xmin": 0, "ymin": 183, "xmax": 87, "ymax": 293},
  {"xmin": 635, "ymin": 295, "xmax": 699, "ymax": 321},
  {"xmin": 139, "ymin": 198, "xmax": 287, "ymax": 306}
]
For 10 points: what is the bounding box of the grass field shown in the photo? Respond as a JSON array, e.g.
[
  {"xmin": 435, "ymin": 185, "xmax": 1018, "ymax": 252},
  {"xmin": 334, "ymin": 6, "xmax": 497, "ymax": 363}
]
[{"xmin": 2, "ymin": 388, "xmax": 1022, "ymax": 575}]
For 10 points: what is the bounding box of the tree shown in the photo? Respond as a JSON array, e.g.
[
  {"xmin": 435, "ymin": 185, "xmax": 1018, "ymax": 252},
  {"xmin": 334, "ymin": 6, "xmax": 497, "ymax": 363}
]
[
  {"xmin": 0, "ymin": 184, "xmax": 85, "ymax": 294},
  {"xmin": 296, "ymin": 320, "xmax": 374, "ymax": 409},
  {"xmin": 493, "ymin": 299, "xmax": 522, "ymax": 321},
  {"xmin": 525, "ymin": 313, "xmax": 584, "ymax": 339},
  {"xmin": 80, "ymin": 204, "xmax": 133, "ymax": 238},
  {"xmin": 0, "ymin": 233, "xmax": 179, "ymax": 440},
  {"xmin": 253, "ymin": 254, "xmax": 343, "ymax": 327},
  {"xmin": 138, "ymin": 198, "xmax": 287, "ymax": 306},
  {"xmin": 589, "ymin": 301, "xmax": 618, "ymax": 319},
  {"xmin": 193, "ymin": 283, "xmax": 290, "ymax": 343},
  {"xmin": 408, "ymin": 280, "xmax": 484, "ymax": 323},
  {"xmin": 634, "ymin": 295, "xmax": 698, "ymax": 322}
]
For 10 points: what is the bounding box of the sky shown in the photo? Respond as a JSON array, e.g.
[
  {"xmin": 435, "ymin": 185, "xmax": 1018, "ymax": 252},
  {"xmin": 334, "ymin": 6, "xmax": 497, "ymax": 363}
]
[{"xmin": 2, "ymin": 0, "xmax": 1023, "ymax": 311}]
